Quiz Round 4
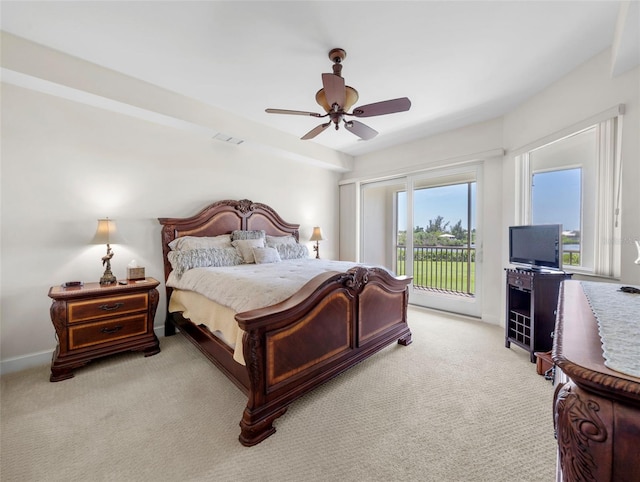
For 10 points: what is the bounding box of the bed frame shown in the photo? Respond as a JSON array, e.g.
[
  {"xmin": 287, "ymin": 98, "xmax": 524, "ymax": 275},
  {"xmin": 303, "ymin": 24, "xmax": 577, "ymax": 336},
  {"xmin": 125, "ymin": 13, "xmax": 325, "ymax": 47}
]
[{"xmin": 159, "ymin": 199, "xmax": 412, "ymax": 446}]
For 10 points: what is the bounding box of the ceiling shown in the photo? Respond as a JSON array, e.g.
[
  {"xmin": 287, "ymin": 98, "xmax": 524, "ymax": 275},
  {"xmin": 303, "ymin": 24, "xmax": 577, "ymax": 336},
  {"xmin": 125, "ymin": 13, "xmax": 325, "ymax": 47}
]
[{"xmin": 1, "ymin": 1, "xmax": 638, "ymax": 157}]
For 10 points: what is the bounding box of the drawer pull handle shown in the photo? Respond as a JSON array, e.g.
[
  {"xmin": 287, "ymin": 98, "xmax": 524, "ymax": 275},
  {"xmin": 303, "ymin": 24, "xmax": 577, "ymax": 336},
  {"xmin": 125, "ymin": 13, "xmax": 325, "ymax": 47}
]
[
  {"xmin": 100, "ymin": 325, "xmax": 123, "ymax": 334},
  {"xmin": 98, "ymin": 302, "xmax": 124, "ymax": 311}
]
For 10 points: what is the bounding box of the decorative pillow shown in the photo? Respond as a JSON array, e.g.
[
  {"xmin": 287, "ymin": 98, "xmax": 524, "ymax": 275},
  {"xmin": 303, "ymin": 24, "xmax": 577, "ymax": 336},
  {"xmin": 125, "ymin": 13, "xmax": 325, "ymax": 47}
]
[
  {"xmin": 266, "ymin": 234, "xmax": 297, "ymax": 247},
  {"xmin": 276, "ymin": 243, "xmax": 310, "ymax": 260},
  {"xmin": 231, "ymin": 230, "xmax": 266, "ymax": 241},
  {"xmin": 253, "ymin": 246, "xmax": 282, "ymax": 264},
  {"xmin": 168, "ymin": 234, "xmax": 232, "ymax": 251},
  {"xmin": 232, "ymin": 238, "xmax": 265, "ymax": 263},
  {"xmin": 168, "ymin": 247, "xmax": 243, "ymax": 278}
]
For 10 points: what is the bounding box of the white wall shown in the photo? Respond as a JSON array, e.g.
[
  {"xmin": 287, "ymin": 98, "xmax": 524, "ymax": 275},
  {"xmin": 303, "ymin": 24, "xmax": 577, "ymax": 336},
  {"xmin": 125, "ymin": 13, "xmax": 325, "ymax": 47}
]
[{"xmin": 0, "ymin": 83, "xmax": 341, "ymax": 372}]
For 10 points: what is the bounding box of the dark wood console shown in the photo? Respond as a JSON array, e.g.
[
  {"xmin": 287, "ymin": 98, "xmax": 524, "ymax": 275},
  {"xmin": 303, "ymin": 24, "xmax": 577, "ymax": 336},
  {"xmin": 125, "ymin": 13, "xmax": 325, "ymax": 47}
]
[
  {"xmin": 505, "ymin": 268, "xmax": 571, "ymax": 362},
  {"xmin": 553, "ymin": 280, "xmax": 640, "ymax": 482}
]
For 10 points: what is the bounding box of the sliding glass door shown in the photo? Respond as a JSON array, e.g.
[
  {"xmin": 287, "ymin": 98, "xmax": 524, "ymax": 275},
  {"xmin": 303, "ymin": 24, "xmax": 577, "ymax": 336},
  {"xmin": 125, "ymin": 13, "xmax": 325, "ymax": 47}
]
[
  {"xmin": 408, "ymin": 169, "xmax": 481, "ymax": 316},
  {"xmin": 360, "ymin": 165, "xmax": 482, "ymax": 317}
]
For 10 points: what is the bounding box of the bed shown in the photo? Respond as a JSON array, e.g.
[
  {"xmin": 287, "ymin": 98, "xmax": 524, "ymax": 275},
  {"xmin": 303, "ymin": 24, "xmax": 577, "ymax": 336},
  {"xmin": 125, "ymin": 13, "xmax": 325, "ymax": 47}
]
[{"xmin": 159, "ymin": 199, "xmax": 412, "ymax": 446}]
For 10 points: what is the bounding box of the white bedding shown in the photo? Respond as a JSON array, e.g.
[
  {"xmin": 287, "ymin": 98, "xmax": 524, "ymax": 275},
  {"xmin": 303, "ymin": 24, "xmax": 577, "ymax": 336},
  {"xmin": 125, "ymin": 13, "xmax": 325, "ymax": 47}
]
[
  {"xmin": 167, "ymin": 258, "xmax": 360, "ymax": 313},
  {"xmin": 168, "ymin": 290, "xmax": 246, "ymax": 363}
]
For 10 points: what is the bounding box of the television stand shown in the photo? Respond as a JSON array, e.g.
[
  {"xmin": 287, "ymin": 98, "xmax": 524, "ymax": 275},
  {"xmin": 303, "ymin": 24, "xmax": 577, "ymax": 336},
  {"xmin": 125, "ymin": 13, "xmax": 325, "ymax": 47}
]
[{"xmin": 505, "ymin": 268, "xmax": 572, "ymax": 362}]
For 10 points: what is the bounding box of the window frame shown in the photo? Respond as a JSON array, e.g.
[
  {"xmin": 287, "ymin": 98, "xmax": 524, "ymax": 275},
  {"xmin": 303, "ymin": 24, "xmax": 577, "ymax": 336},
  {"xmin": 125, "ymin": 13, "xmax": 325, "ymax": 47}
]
[{"xmin": 515, "ymin": 106, "xmax": 624, "ymax": 278}]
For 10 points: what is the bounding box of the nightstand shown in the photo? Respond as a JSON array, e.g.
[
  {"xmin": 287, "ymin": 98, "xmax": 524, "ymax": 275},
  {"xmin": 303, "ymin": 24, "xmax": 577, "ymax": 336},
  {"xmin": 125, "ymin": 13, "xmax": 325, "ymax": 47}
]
[{"xmin": 48, "ymin": 277, "xmax": 161, "ymax": 382}]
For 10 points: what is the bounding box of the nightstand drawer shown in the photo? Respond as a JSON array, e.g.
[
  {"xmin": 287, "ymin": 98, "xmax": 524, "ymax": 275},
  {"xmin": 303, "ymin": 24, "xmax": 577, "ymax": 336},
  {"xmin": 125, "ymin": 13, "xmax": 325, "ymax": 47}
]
[
  {"xmin": 68, "ymin": 293, "xmax": 148, "ymax": 323},
  {"xmin": 69, "ymin": 314, "xmax": 148, "ymax": 349}
]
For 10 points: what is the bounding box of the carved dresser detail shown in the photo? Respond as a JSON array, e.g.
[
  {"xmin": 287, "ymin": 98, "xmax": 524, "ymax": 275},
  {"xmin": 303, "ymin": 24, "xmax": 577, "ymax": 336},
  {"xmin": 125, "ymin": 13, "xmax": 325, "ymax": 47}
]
[{"xmin": 552, "ymin": 280, "xmax": 640, "ymax": 482}]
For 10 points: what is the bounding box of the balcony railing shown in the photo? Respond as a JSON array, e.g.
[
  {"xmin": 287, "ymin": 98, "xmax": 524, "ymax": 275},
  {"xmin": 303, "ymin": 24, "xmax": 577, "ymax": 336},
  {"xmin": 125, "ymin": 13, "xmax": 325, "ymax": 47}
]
[
  {"xmin": 396, "ymin": 246, "xmax": 580, "ymax": 296},
  {"xmin": 396, "ymin": 246, "xmax": 475, "ymax": 295},
  {"xmin": 563, "ymin": 249, "xmax": 580, "ymax": 266}
]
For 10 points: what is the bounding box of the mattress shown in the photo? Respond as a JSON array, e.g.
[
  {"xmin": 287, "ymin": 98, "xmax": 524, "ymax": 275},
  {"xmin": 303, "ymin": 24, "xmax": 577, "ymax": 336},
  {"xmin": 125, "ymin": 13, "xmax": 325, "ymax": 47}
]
[
  {"xmin": 167, "ymin": 258, "xmax": 363, "ymax": 365},
  {"xmin": 167, "ymin": 258, "xmax": 360, "ymax": 313}
]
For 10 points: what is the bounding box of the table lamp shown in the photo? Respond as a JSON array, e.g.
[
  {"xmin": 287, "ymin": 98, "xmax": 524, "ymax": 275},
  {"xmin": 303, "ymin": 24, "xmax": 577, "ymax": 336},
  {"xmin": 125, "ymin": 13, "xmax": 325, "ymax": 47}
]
[
  {"xmin": 309, "ymin": 226, "xmax": 324, "ymax": 259},
  {"xmin": 92, "ymin": 218, "xmax": 119, "ymax": 285}
]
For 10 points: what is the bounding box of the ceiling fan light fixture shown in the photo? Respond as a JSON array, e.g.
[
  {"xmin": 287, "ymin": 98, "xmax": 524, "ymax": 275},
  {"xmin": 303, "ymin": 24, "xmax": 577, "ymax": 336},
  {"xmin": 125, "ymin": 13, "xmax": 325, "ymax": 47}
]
[
  {"xmin": 315, "ymin": 85, "xmax": 359, "ymax": 113},
  {"xmin": 344, "ymin": 86, "xmax": 359, "ymax": 111}
]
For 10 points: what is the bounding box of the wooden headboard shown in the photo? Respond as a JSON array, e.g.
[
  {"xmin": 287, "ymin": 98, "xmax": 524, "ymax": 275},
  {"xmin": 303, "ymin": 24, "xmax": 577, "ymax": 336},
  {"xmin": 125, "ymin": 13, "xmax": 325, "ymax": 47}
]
[{"xmin": 158, "ymin": 199, "xmax": 300, "ymax": 283}]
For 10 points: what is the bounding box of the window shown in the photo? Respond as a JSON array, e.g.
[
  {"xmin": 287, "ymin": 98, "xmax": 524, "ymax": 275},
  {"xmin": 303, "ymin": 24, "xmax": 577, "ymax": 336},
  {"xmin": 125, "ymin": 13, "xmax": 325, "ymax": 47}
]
[
  {"xmin": 532, "ymin": 168, "xmax": 582, "ymax": 266},
  {"xmin": 516, "ymin": 109, "xmax": 623, "ymax": 277}
]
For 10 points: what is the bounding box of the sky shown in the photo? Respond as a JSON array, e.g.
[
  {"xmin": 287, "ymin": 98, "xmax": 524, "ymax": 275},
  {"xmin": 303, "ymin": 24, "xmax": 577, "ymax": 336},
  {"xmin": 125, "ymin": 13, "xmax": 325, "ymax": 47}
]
[
  {"xmin": 397, "ymin": 183, "xmax": 476, "ymax": 232},
  {"xmin": 397, "ymin": 168, "xmax": 581, "ymax": 233},
  {"xmin": 532, "ymin": 168, "xmax": 581, "ymax": 231}
]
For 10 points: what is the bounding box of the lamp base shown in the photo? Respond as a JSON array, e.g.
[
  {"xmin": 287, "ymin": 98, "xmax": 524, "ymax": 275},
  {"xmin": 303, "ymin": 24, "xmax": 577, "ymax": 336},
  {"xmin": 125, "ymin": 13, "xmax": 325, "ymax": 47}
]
[
  {"xmin": 100, "ymin": 272, "xmax": 117, "ymax": 285},
  {"xmin": 100, "ymin": 258, "xmax": 116, "ymax": 285}
]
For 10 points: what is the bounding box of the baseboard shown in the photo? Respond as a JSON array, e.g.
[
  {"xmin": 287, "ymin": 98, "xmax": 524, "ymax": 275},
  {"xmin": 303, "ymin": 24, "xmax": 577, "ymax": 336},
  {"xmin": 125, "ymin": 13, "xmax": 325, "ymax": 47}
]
[
  {"xmin": 0, "ymin": 349, "xmax": 53, "ymax": 376},
  {"xmin": 408, "ymin": 303, "xmax": 500, "ymax": 326},
  {"xmin": 0, "ymin": 325, "xmax": 167, "ymax": 377}
]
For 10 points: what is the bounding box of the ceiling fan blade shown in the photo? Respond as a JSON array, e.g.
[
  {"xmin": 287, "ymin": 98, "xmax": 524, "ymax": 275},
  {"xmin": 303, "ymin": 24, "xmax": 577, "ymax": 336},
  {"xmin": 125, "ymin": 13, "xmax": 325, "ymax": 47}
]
[
  {"xmin": 351, "ymin": 97, "xmax": 411, "ymax": 117},
  {"xmin": 301, "ymin": 122, "xmax": 331, "ymax": 140},
  {"xmin": 345, "ymin": 120, "xmax": 378, "ymax": 140},
  {"xmin": 322, "ymin": 73, "xmax": 346, "ymax": 110},
  {"xmin": 266, "ymin": 108, "xmax": 324, "ymax": 117}
]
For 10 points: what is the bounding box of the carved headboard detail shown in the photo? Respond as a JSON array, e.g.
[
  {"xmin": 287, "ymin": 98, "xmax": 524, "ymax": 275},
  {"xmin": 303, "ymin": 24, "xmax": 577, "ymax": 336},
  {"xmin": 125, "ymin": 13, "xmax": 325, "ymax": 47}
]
[{"xmin": 158, "ymin": 199, "xmax": 300, "ymax": 283}]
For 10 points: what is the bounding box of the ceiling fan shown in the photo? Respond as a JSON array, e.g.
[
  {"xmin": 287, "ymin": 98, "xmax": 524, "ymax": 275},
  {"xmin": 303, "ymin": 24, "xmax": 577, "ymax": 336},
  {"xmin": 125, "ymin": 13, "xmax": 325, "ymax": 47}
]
[{"xmin": 265, "ymin": 48, "xmax": 411, "ymax": 141}]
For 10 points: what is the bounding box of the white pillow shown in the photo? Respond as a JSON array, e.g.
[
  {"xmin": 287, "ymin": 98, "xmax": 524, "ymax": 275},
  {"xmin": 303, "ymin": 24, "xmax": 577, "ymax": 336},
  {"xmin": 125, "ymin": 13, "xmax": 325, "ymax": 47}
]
[
  {"xmin": 169, "ymin": 234, "xmax": 232, "ymax": 251},
  {"xmin": 275, "ymin": 243, "xmax": 310, "ymax": 260},
  {"xmin": 232, "ymin": 238, "xmax": 265, "ymax": 263},
  {"xmin": 265, "ymin": 235, "xmax": 297, "ymax": 247},
  {"xmin": 253, "ymin": 246, "xmax": 282, "ymax": 264},
  {"xmin": 232, "ymin": 230, "xmax": 266, "ymax": 241},
  {"xmin": 168, "ymin": 247, "xmax": 243, "ymax": 278}
]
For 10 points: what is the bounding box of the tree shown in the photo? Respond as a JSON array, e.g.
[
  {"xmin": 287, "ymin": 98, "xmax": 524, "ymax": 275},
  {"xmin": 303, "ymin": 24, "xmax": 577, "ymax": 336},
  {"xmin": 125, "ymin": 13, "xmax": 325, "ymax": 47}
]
[
  {"xmin": 450, "ymin": 219, "xmax": 466, "ymax": 241},
  {"xmin": 426, "ymin": 215, "xmax": 449, "ymax": 234}
]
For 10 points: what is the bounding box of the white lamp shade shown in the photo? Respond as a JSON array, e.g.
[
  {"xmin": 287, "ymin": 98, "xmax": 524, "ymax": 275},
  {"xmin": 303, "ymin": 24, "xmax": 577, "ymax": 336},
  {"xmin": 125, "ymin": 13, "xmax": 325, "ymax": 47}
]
[
  {"xmin": 309, "ymin": 226, "xmax": 324, "ymax": 242},
  {"xmin": 92, "ymin": 218, "xmax": 120, "ymax": 245}
]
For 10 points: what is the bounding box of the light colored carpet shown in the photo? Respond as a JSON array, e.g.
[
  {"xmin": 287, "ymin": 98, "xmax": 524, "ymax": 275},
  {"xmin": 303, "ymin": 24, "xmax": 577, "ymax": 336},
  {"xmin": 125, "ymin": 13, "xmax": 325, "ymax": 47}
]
[{"xmin": 1, "ymin": 307, "xmax": 557, "ymax": 481}]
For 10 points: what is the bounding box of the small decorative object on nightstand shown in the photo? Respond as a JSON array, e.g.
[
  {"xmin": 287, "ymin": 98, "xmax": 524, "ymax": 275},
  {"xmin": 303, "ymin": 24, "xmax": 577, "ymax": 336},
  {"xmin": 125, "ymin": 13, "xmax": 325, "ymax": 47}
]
[
  {"xmin": 309, "ymin": 226, "xmax": 324, "ymax": 259},
  {"xmin": 126, "ymin": 259, "xmax": 145, "ymax": 280},
  {"xmin": 48, "ymin": 277, "xmax": 161, "ymax": 381}
]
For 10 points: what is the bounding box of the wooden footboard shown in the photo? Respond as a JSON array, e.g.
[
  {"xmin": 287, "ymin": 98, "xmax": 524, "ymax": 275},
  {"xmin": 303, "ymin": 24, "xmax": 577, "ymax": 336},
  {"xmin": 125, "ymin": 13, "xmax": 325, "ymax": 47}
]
[{"xmin": 235, "ymin": 266, "xmax": 411, "ymax": 446}]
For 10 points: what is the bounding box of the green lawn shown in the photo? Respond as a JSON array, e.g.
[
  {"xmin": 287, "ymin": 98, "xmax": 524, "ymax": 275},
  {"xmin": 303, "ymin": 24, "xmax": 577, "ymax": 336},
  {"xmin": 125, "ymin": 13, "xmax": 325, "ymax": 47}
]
[{"xmin": 397, "ymin": 260, "xmax": 476, "ymax": 294}]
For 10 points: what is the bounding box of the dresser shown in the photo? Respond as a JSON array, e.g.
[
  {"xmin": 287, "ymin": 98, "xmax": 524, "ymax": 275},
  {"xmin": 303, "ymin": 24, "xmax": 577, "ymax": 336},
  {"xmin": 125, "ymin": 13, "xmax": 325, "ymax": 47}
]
[
  {"xmin": 48, "ymin": 278, "xmax": 161, "ymax": 381},
  {"xmin": 553, "ymin": 280, "xmax": 640, "ymax": 482}
]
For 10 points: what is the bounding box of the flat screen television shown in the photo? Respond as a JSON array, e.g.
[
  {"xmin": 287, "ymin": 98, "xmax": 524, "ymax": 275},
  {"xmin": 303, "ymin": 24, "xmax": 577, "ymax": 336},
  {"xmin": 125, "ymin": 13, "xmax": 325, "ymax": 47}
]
[{"xmin": 509, "ymin": 224, "xmax": 562, "ymax": 271}]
